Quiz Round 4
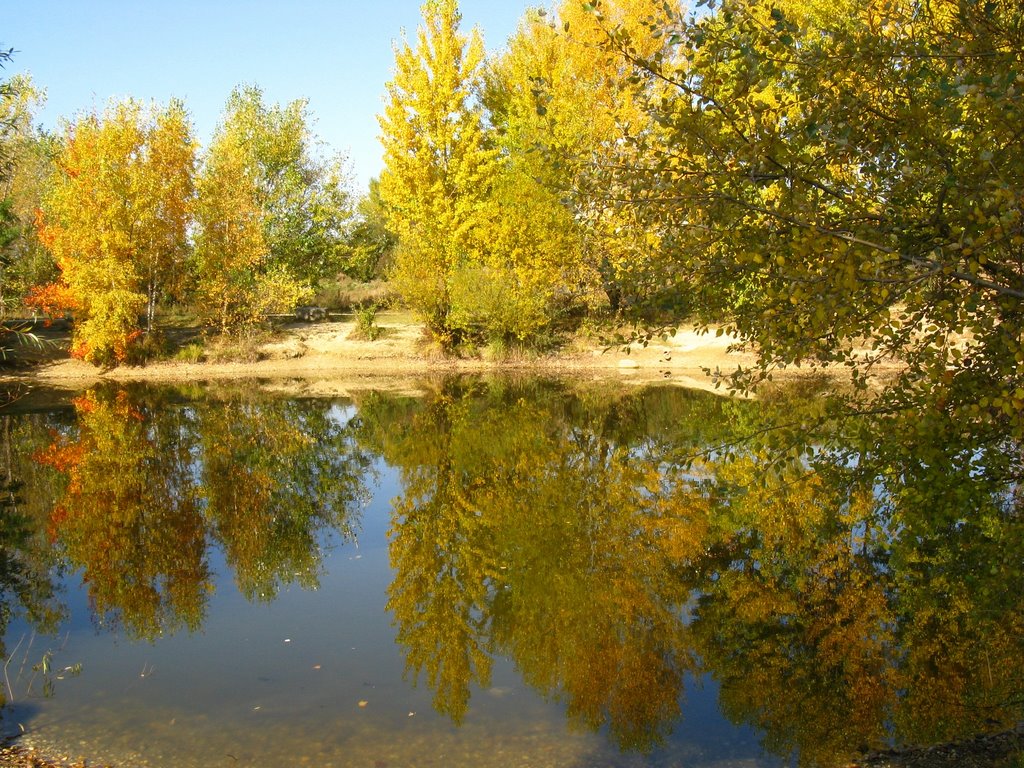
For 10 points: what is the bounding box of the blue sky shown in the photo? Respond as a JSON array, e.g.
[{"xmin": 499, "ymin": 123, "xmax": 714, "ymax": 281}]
[{"xmin": 4, "ymin": 1, "xmax": 535, "ymax": 191}]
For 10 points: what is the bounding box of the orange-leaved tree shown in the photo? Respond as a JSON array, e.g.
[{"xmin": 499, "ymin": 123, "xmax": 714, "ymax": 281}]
[{"xmin": 31, "ymin": 99, "xmax": 195, "ymax": 366}]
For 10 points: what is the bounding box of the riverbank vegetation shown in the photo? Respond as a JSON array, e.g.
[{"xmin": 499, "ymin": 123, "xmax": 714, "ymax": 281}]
[
  {"xmin": 1, "ymin": 0, "xmax": 1020, "ymax": 460},
  {"xmin": 2, "ymin": 0, "xmax": 1019, "ymax": 486},
  {"xmin": 0, "ymin": 0, "xmax": 1016, "ymax": 382}
]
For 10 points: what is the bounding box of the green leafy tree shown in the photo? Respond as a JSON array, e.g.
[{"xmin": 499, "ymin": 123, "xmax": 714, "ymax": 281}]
[
  {"xmin": 378, "ymin": 0, "xmax": 498, "ymax": 348},
  {"xmin": 0, "ymin": 64, "xmax": 57, "ymax": 360},
  {"xmin": 340, "ymin": 178, "xmax": 397, "ymax": 281},
  {"xmin": 218, "ymin": 85, "xmax": 353, "ymax": 287},
  {"xmin": 1, "ymin": 73, "xmax": 57, "ymax": 318},
  {"xmin": 193, "ymin": 87, "xmax": 350, "ymax": 331},
  {"xmin": 192, "ymin": 116, "xmax": 279, "ymax": 332}
]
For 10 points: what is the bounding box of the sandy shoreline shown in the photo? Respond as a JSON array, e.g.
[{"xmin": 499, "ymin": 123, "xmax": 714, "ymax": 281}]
[{"xmin": 0, "ymin": 316, "xmax": 853, "ymax": 398}]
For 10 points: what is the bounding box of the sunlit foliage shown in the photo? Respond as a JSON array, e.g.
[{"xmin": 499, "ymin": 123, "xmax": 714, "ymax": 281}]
[
  {"xmin": 577, "ymin": 0, "xmax": 1024, "ymax": 440},
  {"xmin": 219, "ymin": 86, "xmax": 354, "ymax": 288},
  {"xmin": 32, "ymin": 99, "xmax": 195, "ymax": 365},
  {"xmin": 378, "ymin": 0, "xmax": 498, "ymax": 347},
  {"xmin": 483, "ymin": 0, "xmax": 676, "ymax": 317},
  {"xmin": 192, "ymin": 113, "xmax": 277, "ymax": 332},
  {"xmin": 341, "ymin": 178, "xmax": 397, "ymax": 282},
  {"xmin": 35, "ymin": 388, "xmax": 210, "ymax": 639}
]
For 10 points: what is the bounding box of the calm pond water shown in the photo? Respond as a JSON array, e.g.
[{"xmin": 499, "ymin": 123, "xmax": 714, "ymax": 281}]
[{"xmin": 0, "ymin": 378, "xmax": 1021, "ymax": 767}]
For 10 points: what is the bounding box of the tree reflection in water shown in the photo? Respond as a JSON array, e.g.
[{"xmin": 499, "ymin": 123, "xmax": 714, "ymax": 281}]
[
  {"xmin": 197, "ymin": 393, "xmax": 371, "ymax": 602},
  {"xmin": 36, "ymin": 389, "xmax": 210, "ymax": 638},
  {"xmin": 0, "ymin": 412, "xmax": 66, "ymax": 705},
  {"xmin": 0, "ymin": 379, "xmax": 1020, "ymax": 765},
  {"xmin": 362, "ymin": 378, "xmax": 1024, "ymax": 763},
  {"xmin": 33, "ymin": 385, "xmax": 371, "ymax": 639}
]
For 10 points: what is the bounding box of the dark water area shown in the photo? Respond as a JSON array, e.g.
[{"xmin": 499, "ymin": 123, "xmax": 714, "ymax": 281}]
[{"xmin": 0, "ymin": 378, "xmax": 1021, "ymax": 767}]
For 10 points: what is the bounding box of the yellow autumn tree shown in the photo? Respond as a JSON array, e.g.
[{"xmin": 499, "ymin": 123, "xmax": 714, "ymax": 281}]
[
  {"xmin": 192, "ymin": 122, "xmax": 269, "ymax": 332},
  {"xmin": 378, "ymin": 0, "xmax": 497, "ymax": 348},
  {"xmin": 192, "ymin": 92, "xmax": 314, "ymax": 333},
  {"xmin": 33, "ymin": 99, "xmax": 195, "ymax": 366},
  {"xmin": 483, "ymin": 0, "xmax": 676, "ymax": 317},
  {"xmin": 580, "ymin": 0, "xmax": 1024, "ymax": 457}
]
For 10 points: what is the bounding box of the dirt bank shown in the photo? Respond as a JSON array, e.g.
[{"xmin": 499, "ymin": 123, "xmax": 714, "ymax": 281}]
[{"xmin": 0, "ymin": 313, "xmax": 885, "ymax": 397}]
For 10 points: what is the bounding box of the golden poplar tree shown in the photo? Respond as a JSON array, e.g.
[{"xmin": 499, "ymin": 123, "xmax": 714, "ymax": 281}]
[
  {"xmin": 378, "ymin": 0, "xmax": 497, "ymax": 347},
  {"xmin": 483, "ymin": 0, "xmax": 677, "ymax": 317},
  {"xmin": 192, "ymin": 121, "xmax": 270, "ymax": 333},
  {"xmin": 33, "ymin": 99, "xmax": 195, "ymax": 366}
]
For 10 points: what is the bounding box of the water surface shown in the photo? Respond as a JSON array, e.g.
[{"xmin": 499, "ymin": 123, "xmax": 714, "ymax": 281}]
[{"xmin": 0, "ymin": 379, "xmax": 1021, "ymax": 766}]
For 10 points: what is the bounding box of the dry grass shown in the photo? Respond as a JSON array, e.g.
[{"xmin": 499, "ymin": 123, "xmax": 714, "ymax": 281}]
[{"xmin": 312, "ymin": 277, "xmax": 394, "ymax": 312}]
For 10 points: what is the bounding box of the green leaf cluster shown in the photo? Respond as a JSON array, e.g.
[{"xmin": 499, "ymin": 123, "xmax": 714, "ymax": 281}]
[{"xmin": 573, "ymin": 0, "xmax": 1024, "ymax": 442}]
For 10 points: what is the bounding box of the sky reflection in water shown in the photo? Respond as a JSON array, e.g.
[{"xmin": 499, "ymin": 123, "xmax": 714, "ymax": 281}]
[{"xmin": 0, "ymin": 379, "xmax": 1021, "ymax": 767}]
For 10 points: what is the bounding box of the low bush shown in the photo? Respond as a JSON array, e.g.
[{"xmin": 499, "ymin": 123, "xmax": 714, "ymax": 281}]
[
  {"xmin": 449, "ymin": 265, "xmax": 551, "ymax": 348},
  {"xmin": 124, "ymin": 329, "xmax": 171, "ymax": 365},
  {"xmin": 202, "ymin": 329, "xmax": 272, "ymax": 363},
  {"xmin": 348, "ymin": 302, "xmax": 384, "ymax": 341},
  {"xmin": 173, "ymin": 342, "xmax": 206, "ymax": 364}
]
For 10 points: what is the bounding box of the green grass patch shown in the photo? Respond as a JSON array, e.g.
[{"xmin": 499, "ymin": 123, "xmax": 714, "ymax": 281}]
[{"xmin": 173, "ymin": 342, "xmax": 206, "ymax": 363}]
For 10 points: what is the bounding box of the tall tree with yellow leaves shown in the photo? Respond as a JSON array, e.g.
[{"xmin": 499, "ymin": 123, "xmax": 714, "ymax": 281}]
[
  {"xmin": 378, "ymin": 0, "xmax": 497, "ymax": 348},
  {"xmin": 483, "ymin": 0, "xmax": 677, "ymax": 317},
  {"xmin": 33, "ymin": 99, "xmax": 195, "ymax": 366},
  {"xmin": 192, "ymin": 119, "xmax": 272, "ymax": 333}
]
